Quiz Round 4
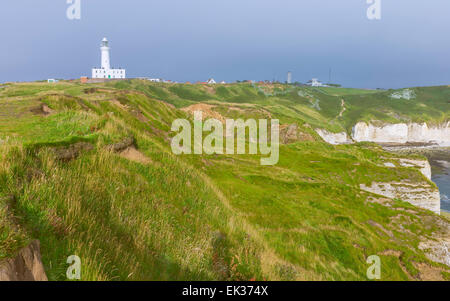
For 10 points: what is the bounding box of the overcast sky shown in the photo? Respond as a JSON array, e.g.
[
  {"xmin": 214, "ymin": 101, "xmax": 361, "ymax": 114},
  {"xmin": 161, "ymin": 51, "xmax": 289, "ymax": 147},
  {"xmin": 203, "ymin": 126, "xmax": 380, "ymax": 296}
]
[{"xmin": 0, "ymin": 0, "xmax": 449, "ymax": 88}]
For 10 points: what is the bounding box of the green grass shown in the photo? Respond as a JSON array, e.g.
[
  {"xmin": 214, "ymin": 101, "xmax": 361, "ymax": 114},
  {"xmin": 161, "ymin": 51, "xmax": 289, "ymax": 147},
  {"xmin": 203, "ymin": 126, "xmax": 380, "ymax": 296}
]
[
  {"xmin": 314, "ymin": 87, "xmax": 380, "ymax": 96},
  {"xmin": 0, "ymin": 80, "xmax": 449, "ymax": 280},
  {"xmin": 442, "ymin": 211, "xmax": 450, "ymax": 221},
  {"xmin": 0, "ymin": 192, "xmax": 29, "ymax": 260},
  {"xmin": 190, "ymin": 142, "xmax": 435, "ymax": 279}
]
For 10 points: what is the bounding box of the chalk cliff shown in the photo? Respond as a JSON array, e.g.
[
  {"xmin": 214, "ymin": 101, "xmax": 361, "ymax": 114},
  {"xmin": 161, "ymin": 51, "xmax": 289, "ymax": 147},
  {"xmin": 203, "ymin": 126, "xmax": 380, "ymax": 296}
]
[
  {"xmin": 360, "ymin": 181, "xmax": 440, "ymax": 215},
  {"xmin": 361, "ymin": 157, "xmax": 440, "ymax": 214},
  {"xmin": 352, "ymin": 122, "xmax": 450, "ymax": 145},
  {"xmin": 399, "ymin": 158, "xmax": 432, "ymax": 180},
  {"xmin": 316, "ymin": 121, "xmax": 450, "ymax": 146},
  {"xmin": 315, "ymin": 129, "xmax": 350, "ymax": 145}
]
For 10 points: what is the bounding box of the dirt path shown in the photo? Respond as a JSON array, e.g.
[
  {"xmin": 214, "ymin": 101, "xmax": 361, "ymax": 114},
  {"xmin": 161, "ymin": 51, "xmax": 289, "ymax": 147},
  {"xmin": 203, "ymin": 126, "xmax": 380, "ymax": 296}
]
[{"xmin": 339, "ymin": 99, "xmax": 346, "ymax": 118}]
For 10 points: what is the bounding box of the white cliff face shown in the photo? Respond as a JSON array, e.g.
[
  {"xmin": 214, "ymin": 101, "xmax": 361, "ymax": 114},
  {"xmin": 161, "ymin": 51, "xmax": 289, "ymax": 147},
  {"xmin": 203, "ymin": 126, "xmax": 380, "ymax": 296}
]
[
  {"xmin": 399, "ymin": 159, "xmax": 432, "ymax": 180},
  {"xmin": 360, "ymin": 182, "xmax": 440, "ymax": 215},
  {"xmin": 352, "ymin": 122, "xmax": 450, "ymax": 146},
  {"xmin": 315, "ymin": 129, "xmax": 349, "ymax": 145},
  {"xmin": 363, "ymin": 158, "xmax": 439, "ymax": 213},
  {"xmin": 383, "ymin": 159, "xmax": 432, "ymax": 180},
  {"xmin": 316, "ymin": 122, "xmax": 444, "ymax": 214},
  {"xmin": 352, "ymin": 123, "xmax": 408, "ymax": 143}
]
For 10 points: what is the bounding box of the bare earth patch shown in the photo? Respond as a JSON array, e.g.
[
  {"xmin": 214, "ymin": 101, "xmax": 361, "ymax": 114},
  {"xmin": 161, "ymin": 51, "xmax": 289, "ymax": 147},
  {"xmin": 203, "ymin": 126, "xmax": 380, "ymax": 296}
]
[
  {"xmin": 338, "ymin": 99, "xmax": 346, "ymax": 118},
  {"xmin": 367, "ymin": 219, "xmax": 394, "ymax": 238},
  {"xmin": 413, "ymin": 262, "xmax": 445, "ymax": 281},
  {"xmin": 280, "ymin": 124, "xmax": 315, "ymax": 144},
  {"xmin": 30, "ymin": 103, "xmax": 54, "ymax": 116},
  {"xmin": 380, "ymin": 250, "xmax": 403, "ymax": 257},
  {"xmin": 119, "ymin": 146, "xmax": 152, "ymax": 165},
  {"xmin": 0, "ymin": 240, "xmax": 48, "ymax": 281},
  {"xmin": 366, "ymin": 196, "xmax": 393, "ymax": 207},
  {"xmin": 110, "ymin": 99, "xmax": 129, "ymax": 111},
  {"xmin": 202, "ymin": 86, "xmax": 216, "ymax": 95},
  {"xmin": 182, "ymin": 103, "xmax": 225, "ymax": 122}
]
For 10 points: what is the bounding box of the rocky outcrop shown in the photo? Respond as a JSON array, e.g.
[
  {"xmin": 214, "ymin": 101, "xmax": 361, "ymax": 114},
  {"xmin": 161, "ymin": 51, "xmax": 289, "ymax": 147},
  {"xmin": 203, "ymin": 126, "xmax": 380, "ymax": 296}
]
[
  {"xmin": 419, "ymin": 217, "xmax": 450, "ymax": 267},
  {"xmin": 0, "ymin": 240, "xmax": 48, "ymax": 281},
  {"xmin": 352, "ymin": 122, "xmax": 450, "ymax": 146},
  {"xmin": 360, "ymin": 182, "xmax": 440, "ymax": 214},
  {"xmin": 53, "ymin": 142, "xmax": 94, "ymax": 162},
  {"xmin": 419, "ymin": 239, "xmax": 450, "ymax": 267},
  {"xmin": 106, "ymin": 137, "xmax": 135, "ymax": 153},
  {"xmin": 315, "ymin": 129, "xmax": 350, "ymax": 145}
]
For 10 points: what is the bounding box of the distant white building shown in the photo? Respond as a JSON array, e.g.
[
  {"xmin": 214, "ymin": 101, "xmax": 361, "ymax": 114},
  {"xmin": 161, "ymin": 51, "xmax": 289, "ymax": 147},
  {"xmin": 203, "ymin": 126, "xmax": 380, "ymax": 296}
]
[
  {"xmin": 207, "ymin": 78, "xmax": 216, "ymax": 84},
  {"xmin": 47, "ymin": 79, "xmax": 59, "ymax": 83},
  {"xmin": 309, "ymin": 78, "xmax": 324, "ymax": 87},
  {"xmin": 92, "ymin": 38, "xmax": 126, "ymax": 79},
  {"xmin": 287, "ymin": 71, "xmax": 292, "ymax": 84}
]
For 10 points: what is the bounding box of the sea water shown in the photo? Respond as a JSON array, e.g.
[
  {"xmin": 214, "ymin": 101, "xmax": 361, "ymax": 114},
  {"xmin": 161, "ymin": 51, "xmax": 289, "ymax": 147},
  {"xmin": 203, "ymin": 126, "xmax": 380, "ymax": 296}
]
[
  {"xmin": 385, "ymin": 147, "xmax": 450, "ymax": 213},
  {"xmin": 430, "ymin": 158, "xmax": 450, "ymax": 213}
]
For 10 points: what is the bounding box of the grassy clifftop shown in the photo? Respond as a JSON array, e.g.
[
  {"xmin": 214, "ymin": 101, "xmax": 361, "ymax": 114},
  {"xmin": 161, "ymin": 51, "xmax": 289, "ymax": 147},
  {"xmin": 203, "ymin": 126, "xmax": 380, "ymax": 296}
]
[
  {"xmin": 109, "ymin": 80, "xmax": 450, "ymax": 132},
  {"xmin": 0, "ymin": 80, "xmax": 449, "ymax": 280}
]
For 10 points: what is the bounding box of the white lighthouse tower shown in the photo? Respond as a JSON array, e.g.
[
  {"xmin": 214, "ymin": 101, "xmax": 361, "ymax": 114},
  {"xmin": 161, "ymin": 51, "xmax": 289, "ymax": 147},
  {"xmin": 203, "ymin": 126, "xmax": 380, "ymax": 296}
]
[
  {"xmin": 287, "ymin": 71, "xmax": 292, "ymax": 84},
  {"xmin": 92, "ymin": 37, "xmax": 126, "ymax": 79},
  {"xmin": 100, "ymin": 38, "xmax": 111, "ymax": 70}
]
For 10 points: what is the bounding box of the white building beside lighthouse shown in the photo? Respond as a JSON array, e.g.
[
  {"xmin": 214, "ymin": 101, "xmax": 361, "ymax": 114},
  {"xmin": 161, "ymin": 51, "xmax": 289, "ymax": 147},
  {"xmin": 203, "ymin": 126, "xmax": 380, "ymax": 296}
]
[{"xmin": 92, "ymin": 38, "xmax": 126, "ymax": 79}]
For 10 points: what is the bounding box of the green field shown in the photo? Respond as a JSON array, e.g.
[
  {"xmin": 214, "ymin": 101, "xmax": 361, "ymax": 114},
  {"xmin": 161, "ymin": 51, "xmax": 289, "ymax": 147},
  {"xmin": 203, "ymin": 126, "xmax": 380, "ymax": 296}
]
[
  {"xmin": 312, "ymin": 86, "xmax": 380, "ymax": 96},
  {"xmin": 0, "ymin": 80, "xmax": 449, "ymax": 280}
]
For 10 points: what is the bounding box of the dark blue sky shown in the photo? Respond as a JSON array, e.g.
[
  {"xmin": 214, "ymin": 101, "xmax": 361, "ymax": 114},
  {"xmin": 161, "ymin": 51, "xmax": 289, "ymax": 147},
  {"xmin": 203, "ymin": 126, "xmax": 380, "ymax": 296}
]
[{"xmin": 1, "ymin": 0, "xmax": 449, "ymax": 88}]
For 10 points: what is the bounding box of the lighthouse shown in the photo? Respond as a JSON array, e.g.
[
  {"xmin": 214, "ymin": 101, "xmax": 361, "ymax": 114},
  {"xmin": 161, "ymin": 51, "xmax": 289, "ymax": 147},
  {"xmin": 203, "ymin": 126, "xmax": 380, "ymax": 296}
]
[
  {"xmin": 92, "ymin": 37, "xmax": 126, "ymax": 79},
  {"xmin": 100, "ymin": 38, "xmax": 111, "ymax": 70}
]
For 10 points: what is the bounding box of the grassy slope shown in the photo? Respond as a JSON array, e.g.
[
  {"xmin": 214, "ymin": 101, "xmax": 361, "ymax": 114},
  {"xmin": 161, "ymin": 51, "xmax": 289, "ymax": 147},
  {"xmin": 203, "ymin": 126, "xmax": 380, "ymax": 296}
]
[
  {"xmin": 313, "ymin": 86, "xmax": 380, "ymax": 96},
  {"xmin": 0, "ymin": 80, "xmax": 449, "ymax": 280},
  {"xmin": 126, "ymin": 81, "xmax": 450, "ymax": 133}
]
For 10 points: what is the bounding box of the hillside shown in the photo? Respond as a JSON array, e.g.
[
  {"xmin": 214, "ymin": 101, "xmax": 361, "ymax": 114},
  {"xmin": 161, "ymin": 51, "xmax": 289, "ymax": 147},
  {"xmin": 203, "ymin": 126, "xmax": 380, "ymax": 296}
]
[{"xmin": 0, "ymin": 80, "xmax": 449, "ymax": 280}]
